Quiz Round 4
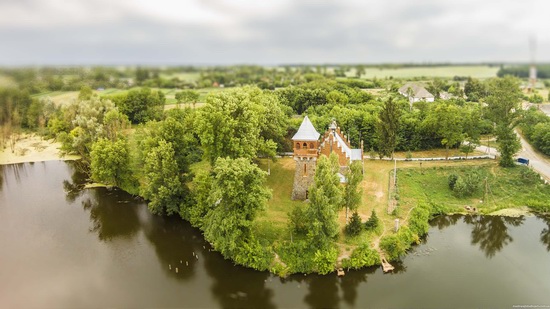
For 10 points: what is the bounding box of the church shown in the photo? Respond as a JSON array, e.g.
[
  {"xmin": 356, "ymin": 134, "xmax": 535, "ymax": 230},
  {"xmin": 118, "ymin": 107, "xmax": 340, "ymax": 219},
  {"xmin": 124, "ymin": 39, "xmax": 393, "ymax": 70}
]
[{"xmin": 291, "ymin": 116, "xmax": 364, "ymax": 200}]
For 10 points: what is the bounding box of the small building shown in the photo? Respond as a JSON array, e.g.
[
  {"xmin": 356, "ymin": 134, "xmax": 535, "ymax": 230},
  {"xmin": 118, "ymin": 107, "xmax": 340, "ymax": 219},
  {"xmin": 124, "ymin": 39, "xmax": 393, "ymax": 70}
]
[
  {"xmin": 398, "ymin": 83, "xmax": 435, "ymax": 103},
  {"xmin": 291, "ymin": 117, "xmax": 363, "ymax": 200}
]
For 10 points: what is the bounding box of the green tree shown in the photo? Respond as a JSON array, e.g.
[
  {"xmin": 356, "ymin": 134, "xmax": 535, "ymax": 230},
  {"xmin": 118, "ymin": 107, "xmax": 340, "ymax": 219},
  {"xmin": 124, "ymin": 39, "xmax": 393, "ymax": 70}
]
[
  {"xmin": 141, "ymin": 140, "xmax": 188, "ymax": 216},
  {"xmin": 90, "ymin": 138, "xmax": 133, "ymax": 188},
  {"xmin": 424, "ymin": 103, "xmax": 463, "ymax": 159},
  {"xmin": 364, "ymin": 210, "xmax": 380, "ymax": 231},
  {"xmin": 464, "ymin": 77, "xmax": 486, "ymax": 102},
  {"xmin": 139, "ymin": 116, "xmax": 198, "ymax": 174},
  {"xmin": 202, "ymin": 157, "xmax": 271, "ymax": 257},
  {"xmin": 304, "ymin": 153, "xmax": 342, "ymax": 248},
  {"xmin": 175, "ymin": 90, "xmax": 200, "ymax": 108},
  {"xmin": 112, "ymin": 88, "xmax": 164, "ymax": 124},
  {"xmin": 485, "ymin": 76, "xmax": 522, "ymax": 167},
  {"xmin": 343, "ymin": 160, "xmax": 363, "ymax": 222},
  {"xmin": 78, "ymin": 85, "xmax": 93, "ymax": 101},
  {"xmin": 377, "ymin": 97, "xmax": 400, "ymax": 159},
  {"xmin": 196, "ymin": 86, "xmax": 287, "ymax": 165},
  {"xmin": 103, "ymin": 109, "xmax": 130, "ymax": 141},
  {"xmin": 345, "ymin": 211, "xmax": 363, "ymax": 236}
]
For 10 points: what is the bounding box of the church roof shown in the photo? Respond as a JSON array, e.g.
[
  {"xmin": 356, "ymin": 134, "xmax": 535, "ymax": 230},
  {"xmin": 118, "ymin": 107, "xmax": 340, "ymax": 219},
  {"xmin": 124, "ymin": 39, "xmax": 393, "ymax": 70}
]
[{"xmin": 292, "ymin": 116, "xmax": 320, "ymax": 141}]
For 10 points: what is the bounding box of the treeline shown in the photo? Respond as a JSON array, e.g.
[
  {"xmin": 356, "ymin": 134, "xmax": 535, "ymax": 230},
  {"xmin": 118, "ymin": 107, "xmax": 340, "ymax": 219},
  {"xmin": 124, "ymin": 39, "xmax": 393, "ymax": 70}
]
[{"xmin": 497, "ymin": 65, "xmax": 550, "ymax": 80}]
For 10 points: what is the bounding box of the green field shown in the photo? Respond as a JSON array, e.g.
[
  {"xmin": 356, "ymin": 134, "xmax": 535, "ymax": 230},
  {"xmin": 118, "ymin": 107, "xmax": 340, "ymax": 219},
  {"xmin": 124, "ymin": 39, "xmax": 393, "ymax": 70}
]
[
  {"xmin": 398, "ymin": 163, "xmax": 550, "ymax": 213},
  {"xmin": 347, "ymin": 65, "xmax": 499, "ymax": 79},
  {"xmin": 160, "ymin": 72, "xmax": 201, "ymax": 82}
]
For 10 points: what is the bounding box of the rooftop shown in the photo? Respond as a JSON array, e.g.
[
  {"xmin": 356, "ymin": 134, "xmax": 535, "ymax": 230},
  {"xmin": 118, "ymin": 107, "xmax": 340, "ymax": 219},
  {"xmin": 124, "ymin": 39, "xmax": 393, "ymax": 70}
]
[{"xmin": 292, "ymin": 116, "xmax": 321, "ymax": 141}]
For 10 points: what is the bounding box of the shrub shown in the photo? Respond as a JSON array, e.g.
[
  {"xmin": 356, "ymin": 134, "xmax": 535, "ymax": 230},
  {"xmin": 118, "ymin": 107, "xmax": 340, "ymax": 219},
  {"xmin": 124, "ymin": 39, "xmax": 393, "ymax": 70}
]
[
  {"xmin": 448, "ymin": 173, "xmax": 459, "ymax": 190},
  {"xmin": 408, "ymin": 204, "xmax": 431, "ymax": 236},
  {"xmin": 452, "ymin": 170, "xmax": 483, "ymax": 197},
  {"xmin": 313, "ymin": 247, "xmax": 338, "ymax": 275},
  {"xmin": 526, "ymin": 199, "xmax": 550, "ymax": 212},
  {"xmin": 345, "ymin": 211, "xmax": 363, "ymax": 236},
  {"xmin": 342, "ymin": 243, "xmax": 380, "ymax": 269},
  {"xmin": 380, "ymin": 226, "xmax": 417, "ymax": 261}
]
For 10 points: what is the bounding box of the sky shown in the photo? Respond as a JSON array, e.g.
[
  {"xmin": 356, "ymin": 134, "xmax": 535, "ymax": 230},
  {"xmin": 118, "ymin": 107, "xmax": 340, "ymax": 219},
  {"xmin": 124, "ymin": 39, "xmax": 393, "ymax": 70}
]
[{"xmin": 0, "ymin": 0, "xmax": 548, "ymax": 65}]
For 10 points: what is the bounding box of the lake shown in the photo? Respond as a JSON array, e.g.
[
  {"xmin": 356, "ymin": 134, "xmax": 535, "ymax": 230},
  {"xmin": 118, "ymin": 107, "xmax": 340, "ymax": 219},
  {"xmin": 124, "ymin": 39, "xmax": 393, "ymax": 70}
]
[{"xmin": 1, "ymin": 161, "xmax": 549, "ymax": 308}]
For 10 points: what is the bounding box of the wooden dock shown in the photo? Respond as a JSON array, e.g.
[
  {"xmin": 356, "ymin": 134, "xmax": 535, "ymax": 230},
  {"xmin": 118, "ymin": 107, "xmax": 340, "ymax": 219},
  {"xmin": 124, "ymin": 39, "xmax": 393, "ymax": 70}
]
[{"xmin": 381, "ymin": 257, "xmax": 395, "ymax": 273}]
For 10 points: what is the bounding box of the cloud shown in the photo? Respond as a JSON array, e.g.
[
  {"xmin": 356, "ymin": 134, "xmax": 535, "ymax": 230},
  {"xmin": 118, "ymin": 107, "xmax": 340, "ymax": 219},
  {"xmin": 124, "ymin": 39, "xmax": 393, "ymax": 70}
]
[{"xmin": 0, "ymin": 0, "xmax": 548, "ymax": 65}]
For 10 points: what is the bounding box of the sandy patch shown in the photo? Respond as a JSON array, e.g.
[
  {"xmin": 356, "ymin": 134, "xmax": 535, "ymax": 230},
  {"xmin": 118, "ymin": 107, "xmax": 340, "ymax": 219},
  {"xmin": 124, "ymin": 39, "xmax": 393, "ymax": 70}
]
[{"xmin": 0, "ymin": 134, "xmax": 79, "ymax": 165}]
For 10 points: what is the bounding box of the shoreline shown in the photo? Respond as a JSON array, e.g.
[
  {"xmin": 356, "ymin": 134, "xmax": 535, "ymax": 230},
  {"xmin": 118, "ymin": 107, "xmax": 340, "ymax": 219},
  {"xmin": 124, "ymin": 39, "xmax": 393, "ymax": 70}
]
[{"xmin": 0, "ymin": 134, "xmax": 80, "ymax": 165}]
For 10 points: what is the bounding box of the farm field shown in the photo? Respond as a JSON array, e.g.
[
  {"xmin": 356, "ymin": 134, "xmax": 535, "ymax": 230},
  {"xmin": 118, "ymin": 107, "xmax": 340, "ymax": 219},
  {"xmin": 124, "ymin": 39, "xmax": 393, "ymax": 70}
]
[
  {"xmin": 347, "ymin": 65, "xmax": 499, "ymax": 79},
  {"xmin": 32, "ymin": 87, "xmax": 226, "ymax": 106}
]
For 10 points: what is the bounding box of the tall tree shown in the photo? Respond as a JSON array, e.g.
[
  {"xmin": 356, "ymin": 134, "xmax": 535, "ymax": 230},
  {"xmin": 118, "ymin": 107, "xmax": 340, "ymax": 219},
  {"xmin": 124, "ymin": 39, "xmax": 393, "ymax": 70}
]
[
  {"xmin": 485, "ymin": 76, "xmax": 522, "ymax": 167},
  {"xmin": 424, "ymin": 103, "xmax": 463, "ymax": 159},
  {"xmin": 90, "ymin": 138, "xmax": 133, "ymax": 188},
  {"xmin": 304, "ymin": 153, "xmax": 343, "ymax": 248},
  {"xmin": 202, "ymin": 158, "xmax": 271, "ymax": 257},
  {"xmin": 141, "ymin": 140, "xmax": 188, "ymax": 216},
  {"xmin": 343, "ymin": 161, "xmax": 363, "ymax": 222},
  {"xmin": 196, "ymin": 86, "xmax": 287, "ymax": 165},
  {"xmin": 377, "ymin": 97, "xmax": 400, "ymax": 159},
  {"xmin": 464, "ymin": 77, "xmax": 486, "ymax": 102}
]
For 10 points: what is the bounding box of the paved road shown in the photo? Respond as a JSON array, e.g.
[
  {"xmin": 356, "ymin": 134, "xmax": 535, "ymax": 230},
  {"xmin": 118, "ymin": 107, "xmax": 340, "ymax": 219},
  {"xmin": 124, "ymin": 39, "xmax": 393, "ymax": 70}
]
[
  {"xmin": 476, "ymin": 131, "xmax": 550, "ymax": 182},
  {"xmin": 517, "ymin": 132, "xmax": 550, "ymax": 181}
]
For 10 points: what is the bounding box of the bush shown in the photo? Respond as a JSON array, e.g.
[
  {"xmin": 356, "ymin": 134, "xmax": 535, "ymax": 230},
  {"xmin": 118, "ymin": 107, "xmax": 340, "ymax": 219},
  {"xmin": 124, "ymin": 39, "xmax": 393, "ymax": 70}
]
[
  {"xmin": 452, "ymin": 170, "xmax": 483, "ymax": 198},
  {"xmin": 342, "ymin": 243, "xmax": 380, "ymax": 269},
  {"xmin": 526, "ymin": 199, "xmax": 550, "ymax": 212},
  {"xmin": 408, "ymin": 204, "xmax": 431, "ymax": 236},
  {"xmin": 345, "ymin": 211, "xmax": 363, "ymax": 236},
  {"xmin": 448, "ymin": 173, "xmax": 459, "ymax": 190},
  {"xmin": 365, "ymin": 210, "xmax": 380, "ymax": 231},
  {"xmin": 380, "ymin": 226, "xmax": 417, "ymax": 261},
  {"xmin": 313, "ymin": 247, "xmax": 338, "ymax": 275}
]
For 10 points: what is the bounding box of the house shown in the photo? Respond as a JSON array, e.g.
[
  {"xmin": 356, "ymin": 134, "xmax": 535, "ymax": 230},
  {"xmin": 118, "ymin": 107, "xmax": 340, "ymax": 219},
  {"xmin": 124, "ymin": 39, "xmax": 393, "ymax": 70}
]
[
  {"xmin": 398, "ymin": 83, "xmax": 435, "ymax": 103},
  {"xmin": 291, "ymin": 116, "xmax": 364, "ymax": 200}
]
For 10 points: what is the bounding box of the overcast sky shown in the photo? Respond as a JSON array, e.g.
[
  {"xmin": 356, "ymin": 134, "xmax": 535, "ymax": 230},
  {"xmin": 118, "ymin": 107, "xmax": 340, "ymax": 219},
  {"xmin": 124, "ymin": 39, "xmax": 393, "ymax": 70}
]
[{"xmin": 0, "ymin": 0, "xmax": 548, "ymax": 65}]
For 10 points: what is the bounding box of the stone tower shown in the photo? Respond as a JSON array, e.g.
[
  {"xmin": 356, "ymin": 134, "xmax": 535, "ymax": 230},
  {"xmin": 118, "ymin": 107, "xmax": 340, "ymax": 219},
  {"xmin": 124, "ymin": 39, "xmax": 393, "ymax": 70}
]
[{"xmin": 291, "ymin": 116, "xmax": 320, "ymax": 200}]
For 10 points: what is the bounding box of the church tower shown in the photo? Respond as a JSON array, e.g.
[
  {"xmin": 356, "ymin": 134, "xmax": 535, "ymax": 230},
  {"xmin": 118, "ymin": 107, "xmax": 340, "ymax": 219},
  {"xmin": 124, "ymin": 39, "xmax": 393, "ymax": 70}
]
[{"xmin": 291, "ymin": 116, "xmax": 320, "ymax": 200}]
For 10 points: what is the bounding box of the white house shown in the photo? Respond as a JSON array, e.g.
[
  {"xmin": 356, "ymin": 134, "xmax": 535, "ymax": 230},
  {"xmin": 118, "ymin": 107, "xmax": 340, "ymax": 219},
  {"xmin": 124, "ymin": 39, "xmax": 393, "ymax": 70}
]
[{"xmin": 398, "ymin": 83, "xmax": 435, "ymax": 103}]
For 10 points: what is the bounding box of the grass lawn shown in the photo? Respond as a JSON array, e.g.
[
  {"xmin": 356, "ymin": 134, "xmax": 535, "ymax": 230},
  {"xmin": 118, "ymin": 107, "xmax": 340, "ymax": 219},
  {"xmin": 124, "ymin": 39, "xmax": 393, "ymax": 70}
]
[
  {"xmin": 255, "ymin": 157, "xmax": 303, "ymax": 244},
  {"xmin": 347, "ymin": 65, "xmax": 499, "ymax": 79},
  {"xmin": 398, "ymin": 162, "xmax": 550, "ymax": 215}
]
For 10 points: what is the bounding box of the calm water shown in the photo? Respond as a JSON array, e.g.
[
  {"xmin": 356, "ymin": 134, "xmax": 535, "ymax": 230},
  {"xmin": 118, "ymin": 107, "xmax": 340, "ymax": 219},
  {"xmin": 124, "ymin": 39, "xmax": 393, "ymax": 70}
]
[{"xmin": 1, "ymin": 161, "xmax": 549, "ymax": 308}]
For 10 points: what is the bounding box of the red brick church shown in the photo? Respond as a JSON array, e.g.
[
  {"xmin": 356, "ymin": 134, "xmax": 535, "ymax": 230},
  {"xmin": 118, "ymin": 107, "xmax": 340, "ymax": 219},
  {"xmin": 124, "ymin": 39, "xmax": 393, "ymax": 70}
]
[{"xmin": 291, "ymin": 116, "xmax": 364, "ymax": 200}]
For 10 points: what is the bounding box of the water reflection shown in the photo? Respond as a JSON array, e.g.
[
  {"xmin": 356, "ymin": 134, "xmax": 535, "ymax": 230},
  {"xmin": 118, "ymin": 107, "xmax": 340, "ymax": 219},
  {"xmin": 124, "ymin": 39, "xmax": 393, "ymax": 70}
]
[
  {"xmin": 82, "ymin": 189, "xmax": 141, "ymax": 241},
  {"xmin": 62, "ymin": 161, "xmax": 88, "ymax": 203},
  {"xmin": 430, "ymin": 214, "xmax": 460, "ymax": 230},
  {"xmin": 204, "ymin": 250, "xmax": 275, "ymax": 308},
  {"xmin": 142, "ymin": 215, "xmax": 203, "ymax": 281},
  {"xmin": 537, "ymin": 214, "xmax": 550, "ymax": 251},
  {"xmin": 339, "ymin": 267, "xmax": 375, "ymax": 307},
  {"xmin": 466, "ymin": 215, "xmax": 524, "ymax": 258},
  {"xmin": 304, "ymin": 274, "xmax": 340, "ymax": 308}
]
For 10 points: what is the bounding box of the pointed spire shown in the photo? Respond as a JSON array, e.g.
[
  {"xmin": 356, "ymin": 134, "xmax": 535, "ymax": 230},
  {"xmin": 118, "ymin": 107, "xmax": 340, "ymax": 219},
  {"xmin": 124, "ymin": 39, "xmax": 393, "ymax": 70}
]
[{"xmin": 292, "ymin": 115, "xmax": 320, "ymax": 141}]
